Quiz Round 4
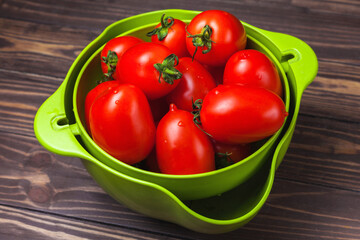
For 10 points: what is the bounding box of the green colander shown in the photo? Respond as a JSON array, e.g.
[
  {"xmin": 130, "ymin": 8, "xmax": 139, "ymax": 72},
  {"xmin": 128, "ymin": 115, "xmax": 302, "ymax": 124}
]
[{"xmin": 34, "ymin": 9, "xmax": 316, "ymax": 203}]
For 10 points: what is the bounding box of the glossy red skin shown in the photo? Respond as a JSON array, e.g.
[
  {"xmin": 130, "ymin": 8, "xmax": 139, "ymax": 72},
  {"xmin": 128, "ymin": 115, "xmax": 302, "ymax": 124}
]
[
  {"xmin": 88, "ymin": 83, "xmax": 156, "ymax": 165},
  {"xmin": 200, "ymin": 85, "xmax": 287, "ymax": 144},
  {"xmin": 166, "ymin": 57, "xmax": 216, "ymax": 112},
  {"xmin": 151, "ymin": 19, "xmax": 189, "ymax": 58},
  {"xmin": 156, "ymin": 104, "xmax": 215, "ymax": 175},
  {"xmin": 223, "ymin": 49, "xmax": 283, "ymax": 98},
  {"xmin": 85, "ymin": 81, "xmax": 119, "ymax": 135},
  {"xmin": 100, "ymin": 36, "xmax": 144, "ymax": 79},
  {"xmin": 213, "ymin": 141, "xmax": 252, "ymax": 163},
  {"xmin": 186, "ymin": 10, "xmax": 247, "ymax": 67},
  {"xmin": 116, "ymin": 42, "xmax": 181, "ymax": 100}
]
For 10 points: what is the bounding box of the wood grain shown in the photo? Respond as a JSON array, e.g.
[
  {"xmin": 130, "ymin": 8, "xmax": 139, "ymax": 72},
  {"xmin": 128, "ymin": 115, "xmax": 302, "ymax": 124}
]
[
  {"xmin": 277, "ymin": 115, "xmax": 360, "ymax": 192},
  {"xmin": 0, "ymin": 131, "xmax": 359, "ymax": 239},
  {"xmin": 0, "ymin": 204, "xmax": 182, "ymax": 240},
  {"xmin": 1, "ymin": 0, "xmax": 359, "ymax": 238},
  {"xmin": 0, "ymin": 17, "xmax": 97, "ymax": 78}
]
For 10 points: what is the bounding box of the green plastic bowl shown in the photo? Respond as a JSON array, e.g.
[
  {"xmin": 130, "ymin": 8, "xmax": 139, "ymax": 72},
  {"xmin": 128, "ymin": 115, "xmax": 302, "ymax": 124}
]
[
  {"xmin": 34, "ymin": 9, "xmax": 316, "ymax": 201},
  {"xmin": 34, "ymin": 9, "xmax": 317, "ymax": 233}
]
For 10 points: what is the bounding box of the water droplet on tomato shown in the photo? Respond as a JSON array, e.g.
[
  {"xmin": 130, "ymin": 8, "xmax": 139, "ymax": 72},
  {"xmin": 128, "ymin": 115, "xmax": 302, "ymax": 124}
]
[
  {"xmin": 214, "ymin": 90, "xmax": 219, "ymax": 95},
  {"xmin": 115, "ymin": 100, "xmax": 119, "ymax": 104},
  {"xmin": 114, "ymin": 90, "xmax": 118, "ymax": 94},
  {"xmin": 178, "ymin": 121, "xmax": 184, "ymax": 127}
]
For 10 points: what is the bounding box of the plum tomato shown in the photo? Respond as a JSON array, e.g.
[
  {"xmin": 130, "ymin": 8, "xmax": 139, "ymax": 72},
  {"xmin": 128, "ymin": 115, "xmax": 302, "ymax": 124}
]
[
  {"xmin": 116, "ymin": 42, "xmax": 182, "ymax": 100},
  {"xmin": 156, "ymin": 104, "xmax": 215, "ymax": 175},
  {"xmin": 199, "ymin": 84, "xmax": 288, "ymax": 144},
  {"xmin": 166, "ymin": 57, "xmax": 216, "ymax": 112},
  {"xmin": 85, "ymin": 80, "xmax": 119, "ymax": 135},
  {"xmin": 223, "ymin": 49, "xmax": 283, "ymax": 97},
  {"xmin": 212, "ymin": 141, "xmax": 252, "ymax": 168},
  {"xmin": 186, "ymin": 10, "xmax": 247, "ymax": 67},
  {"xmin": 147, "ymin": 14, "xmax": 189, "ymax": 58},
  {"xmin": 87, "ymin": 82, "xmax": 156, "ymax": 165},
  {"xmin": 100, "ymin": 36, "xmax": 144, "ymax": 80}
]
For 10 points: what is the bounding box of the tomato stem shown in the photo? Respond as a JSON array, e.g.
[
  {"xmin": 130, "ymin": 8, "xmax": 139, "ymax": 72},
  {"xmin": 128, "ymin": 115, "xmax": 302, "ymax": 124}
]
[
  {"xmin": 187, "ymin": 25, "xmax": 215, "ymax": 61},
  {"xmin": 101, "ymin": 50, "xmax": 118, "ymax": 80},
  {"xmin": 191, "ymin": 98, "xmax": 213, "ymax": 137},
  {"xmin": 153, "ymin": 54, "xmax": 182, "ymax": 84},
  {"xmin": 215, "ymin": 152, "xmax": 234, "ymax": 169},
  {"xmin": 146, "ymin": 14, "xmax": 174, "ymax": 41}
]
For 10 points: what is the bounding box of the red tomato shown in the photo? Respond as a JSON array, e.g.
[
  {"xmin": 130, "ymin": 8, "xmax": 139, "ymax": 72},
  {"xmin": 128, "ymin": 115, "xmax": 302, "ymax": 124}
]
[
  {"xmin": 186, "ymin": 10, "xmax": 247, "ymax": 66},
  {"xmin": 87, "ymin": 82, "xmax": 156, "ymax": 165},
  {"xmin": 223, "ymin": 49, "xmax": 283, "ymax": 97},
  {"xmin": 199, "ymin": 85, "xmax": 287, "ymax": 144},
  {"xmin": 85, "ymin": 81, "xmax": 118, "ymax": 135},
  {"xmin": 116, "ymin": 42, "xmax": 182, "ymax": 100},
  {"xmin": 166, "ymin": 57, "xmax": 216, "ymax": 112},
  {"xmin": 213, "ymin": 141, "xmax": 252, "ymax": 168},
  {"xmin": 156, "ymin": 104, "xmax": 215, "ymax": 175},
  {"xmin": 147, "ymin": 14, "xmax": 189, "ymax": 58},
  {"xmin": 100, "ymin": 36, "xmax": 144, "ymax": 80}
]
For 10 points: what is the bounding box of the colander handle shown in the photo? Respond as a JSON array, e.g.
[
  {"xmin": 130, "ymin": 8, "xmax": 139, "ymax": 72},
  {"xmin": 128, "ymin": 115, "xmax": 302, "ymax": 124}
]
[
  {"xmin": 251, "ymin": 27, "xmax": 318, "ymax": 95},
  {"xmin": 34, "ymin": 82, "xmax": 97, "ymax": 163}
]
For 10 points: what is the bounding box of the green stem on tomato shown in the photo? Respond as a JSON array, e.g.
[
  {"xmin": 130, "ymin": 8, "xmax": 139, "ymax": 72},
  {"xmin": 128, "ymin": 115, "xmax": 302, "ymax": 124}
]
[
  {"xmin": 215, "ymin": 152, "xmax": 234, "ymax": 169},
  {"xmin": 187, "ymin": 25, "xmax": 215, "ymax": 61},
  {"xmin": 146, "ymin": 14, "xmax": 174, "ymax": 41},
  {"xmin": 101, "ymin": 50, "xmax": 118, "ymax": 80},
  {"xmin": 153, "ymin": 54, "xmax": 182, "ymax": 84},
  {"xmin": 191, "ymin": 98, "xmax": 213, "ymax": 137}
]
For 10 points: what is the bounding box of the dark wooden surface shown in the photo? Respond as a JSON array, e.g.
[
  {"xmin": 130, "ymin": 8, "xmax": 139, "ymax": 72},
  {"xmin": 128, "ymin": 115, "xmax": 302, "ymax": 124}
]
[{"xmin": 1, "ymin": 0, "xmax": 360, "ymax": 239}]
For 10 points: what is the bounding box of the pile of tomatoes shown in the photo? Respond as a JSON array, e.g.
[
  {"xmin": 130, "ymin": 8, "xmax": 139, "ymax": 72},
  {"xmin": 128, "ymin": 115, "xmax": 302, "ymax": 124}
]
[{"xmin": 85, "ymin": 10, "xmax": 288, "ymax": 175}]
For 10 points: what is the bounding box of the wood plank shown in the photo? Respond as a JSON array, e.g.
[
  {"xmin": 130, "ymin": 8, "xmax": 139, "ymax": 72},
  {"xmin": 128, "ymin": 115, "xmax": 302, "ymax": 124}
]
[
  {"xmin": 301, "ymin": 59, "xmax": 360, "ymax": 122},
  {"xmin": 276, "ymin": 114, "xmax": 360, "ymax": 192},
  {"xmin": 1, "ymin": 0, "xmax": 359, "ymax": 63},
  {"xmin": 292, "ymin": 0, "xmax": 360, "ymax": 16},
  {"xmin": 0, "ymin": 204, "xmax": 181, "ymax": 240},
  {"xmin": 0, "ymin": 69, "xmax": 60, "ymax": 136},
  {"xmin": 0, "ymin": 132, "xmax": 359, "ymax": 239},
  {"xmin": 246, "ymin": 178, "xmax": 360, "ymax": 240},
  {"xmin": 0, "ymin": 17, "xmax": 98, "ymax": 78}
]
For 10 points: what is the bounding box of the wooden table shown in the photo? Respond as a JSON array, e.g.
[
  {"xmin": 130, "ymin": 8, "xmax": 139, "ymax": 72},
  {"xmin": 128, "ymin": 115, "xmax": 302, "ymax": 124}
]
[{"xmin": 1, "ymin": 0, "xmax": 359, "ymax": 239}]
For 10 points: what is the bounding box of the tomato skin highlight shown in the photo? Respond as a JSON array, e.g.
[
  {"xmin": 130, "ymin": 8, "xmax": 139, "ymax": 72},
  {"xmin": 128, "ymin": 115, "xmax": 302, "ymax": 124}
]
[
  {"xmin": 116, "ymin": 42, "xmax": 181, "ymax": 100},
  {"xmin": 166, "ymin": 57, "xmax": 217, "ymax": 112},
  {"xmin": 186, "ymin": 10, "xmax": 247, "ymax": 67},
  {"xmin": 156, "ymin": 104, "xmax": 215, "ymax": 175},
  {"xmin": 85, "ymin": 81, "xmax": 119, "ymax": 135},
  {"xmin": 223, "ymin": 49, "xmax": 283, "ymax": 97},
  {"xmin": 150, "ymin": 19, "xmax": 189, "ymax": 58},
  {"xmin": 88, "ymin": 82, "xmax": 156, "ymax": 165},
  {"xmin": 200, "ymin": 85, "xmax": 287, "ymax": 144},
  {"xmin": 100, "ymin": 36, "xmax": 144, "ymax": 79}
]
